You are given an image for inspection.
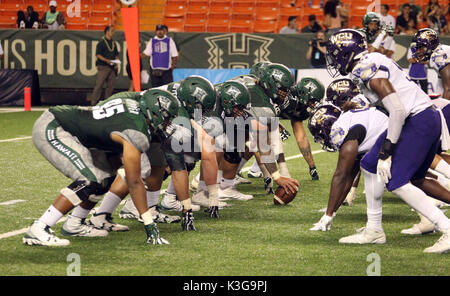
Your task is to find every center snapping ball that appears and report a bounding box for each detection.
[273,186,297,205]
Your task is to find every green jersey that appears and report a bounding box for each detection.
[229,75,277,120]
[279,94,310,122]
[358,28,378,45]
[49,96,151,154]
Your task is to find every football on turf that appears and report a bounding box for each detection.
[273,186,297,205]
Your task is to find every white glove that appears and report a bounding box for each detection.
[376,156,392,184]
[310,214,334,231]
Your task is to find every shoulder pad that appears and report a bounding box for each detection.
[329,119,349,150]
[431,45,450,72]
[352,54,380,82]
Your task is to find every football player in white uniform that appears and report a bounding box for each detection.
[323,29,450,253]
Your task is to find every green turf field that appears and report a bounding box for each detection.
[0,110,449,276]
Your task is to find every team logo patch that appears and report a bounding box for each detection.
[225,85,242,99]
[156,96,172,110]
[271,69,284,82]
[193,87,207,102]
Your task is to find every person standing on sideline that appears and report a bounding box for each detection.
[141,24,179,88]
[90,26,119,106]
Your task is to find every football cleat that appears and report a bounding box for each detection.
[192,190,230,209]
[150,205,181,223]
[119,198,143,222]
[247,169,263,178]
[61,215,109,237]
[234,174,251,185]
[23,220,70,247]
[423,229,450,254]
[89,212,129,231]
[401,216,436,235]
[339,227,386,244]
[219,187,254,201]
[144,223,170,244]
[160,192,201,212]
[182,209,196,231]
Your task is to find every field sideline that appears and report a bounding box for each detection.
[0,111,449,276]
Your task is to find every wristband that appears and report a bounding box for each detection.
[271,170,282,181]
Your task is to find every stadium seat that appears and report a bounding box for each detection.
[87,15,112,30]
[230,19,254,32]
[79,0,91,12]
[164,4,187,18]
[0,2,25,12]
[188,0,210,6]
[280,0,301,7]
[232,0,256,7]
[28,0,48,14]
[278,6,301,23]
[231,6,255,20]
[206,18,230,32]
[162,17,185,32]
[255,7,279,20]
[66,16,88,30]
[254,19,277,32]
[209,5,231,19]
[0,11,17,28]
[184,18,206,31]
[91,1,115,14]
[166,0,188,6]
[255,0,280,8]
[186,5,209,19]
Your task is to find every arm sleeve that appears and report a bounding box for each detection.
[382,92,407,144]
[342,124,367,145]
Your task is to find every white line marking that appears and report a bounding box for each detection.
[0,149,326,240]
[0,136,32,143]
[0,199,26,206]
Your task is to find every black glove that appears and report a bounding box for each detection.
[264,177,274,194]
[309,167,319,180]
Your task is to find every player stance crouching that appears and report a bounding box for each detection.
[23,90,179,246]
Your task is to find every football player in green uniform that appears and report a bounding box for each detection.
[23,89,179,246]
[360,12,381,51]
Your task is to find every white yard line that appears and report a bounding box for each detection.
[0,136,32,143]
[0,200,26,206]
[0,107,48,113]
[0,149,326,240]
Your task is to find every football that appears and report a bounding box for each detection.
[273,186,297,205]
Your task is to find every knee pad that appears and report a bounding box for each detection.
[61,177,114,206]
[224,151,242,164]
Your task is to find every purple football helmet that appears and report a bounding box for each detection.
[326,29,368,77]
[412,28,440,62]
[308,104,342,152]
[325,78,360,108]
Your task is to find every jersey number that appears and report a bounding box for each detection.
[92,99,125,119]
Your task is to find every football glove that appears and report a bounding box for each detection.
[310,214,334,231]
[280,129,291,141]
[376,156,392,184]
[182,209,196,231]
[309,167,319,180]
[205,206,219,218]
[264,177,274,194]
[144,223,170,245]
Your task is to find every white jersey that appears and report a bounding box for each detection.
[330,107,388,154]
[430,44,450,72]
[351,52,431,116]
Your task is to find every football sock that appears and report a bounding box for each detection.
[217,170,223,183]
[220,178,234,189]
[207,184,219,207]
[363,170,384,232]
[198,180,207,192]
[250,160,261,173]
[97,191,122,214]
[180,198,192,211]
[39,205,64,227]
[166,178,176,195]
[435,159,450,179]
[237,158,248,173]
[71,205,91,219]
[393,183,450,231]
[147,190,160,208]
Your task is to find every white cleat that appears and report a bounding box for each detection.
[247,169,263,178]
[90,212,129,231]
[160,192,201,212]
[219,187,254,201]
[150,205,181,223]
[401,221,436,235]
[234,174,251,185]
[119,198,144,222]
[192,190,230,209]
[339,227,386,244]
[61,215,109,237]
[190,174,200,192]
[423,229,450,254]
[23,220,70,246]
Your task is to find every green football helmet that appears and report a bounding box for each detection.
[258,63,294,101]
[249,61,271,78]
[291,77,325,108]
[363,12,380,39]
[177,75,217,115]
[139,89,179,133]
[217,80,251,117]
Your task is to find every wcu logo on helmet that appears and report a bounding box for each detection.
[326,29,368,78]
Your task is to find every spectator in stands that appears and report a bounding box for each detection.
[407,44,428,93]
[301,15,323,33]
[280,16,299,34]
[397,4,417,34]
[399,0,422,21]
[90,26,119,106]
[41,1,66,30]
[323,0,347,34]
[425,0,446,33]
[141,24,179,88]
[306,31,327,68]
[17,6,39,29]
[379,4,396,28]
